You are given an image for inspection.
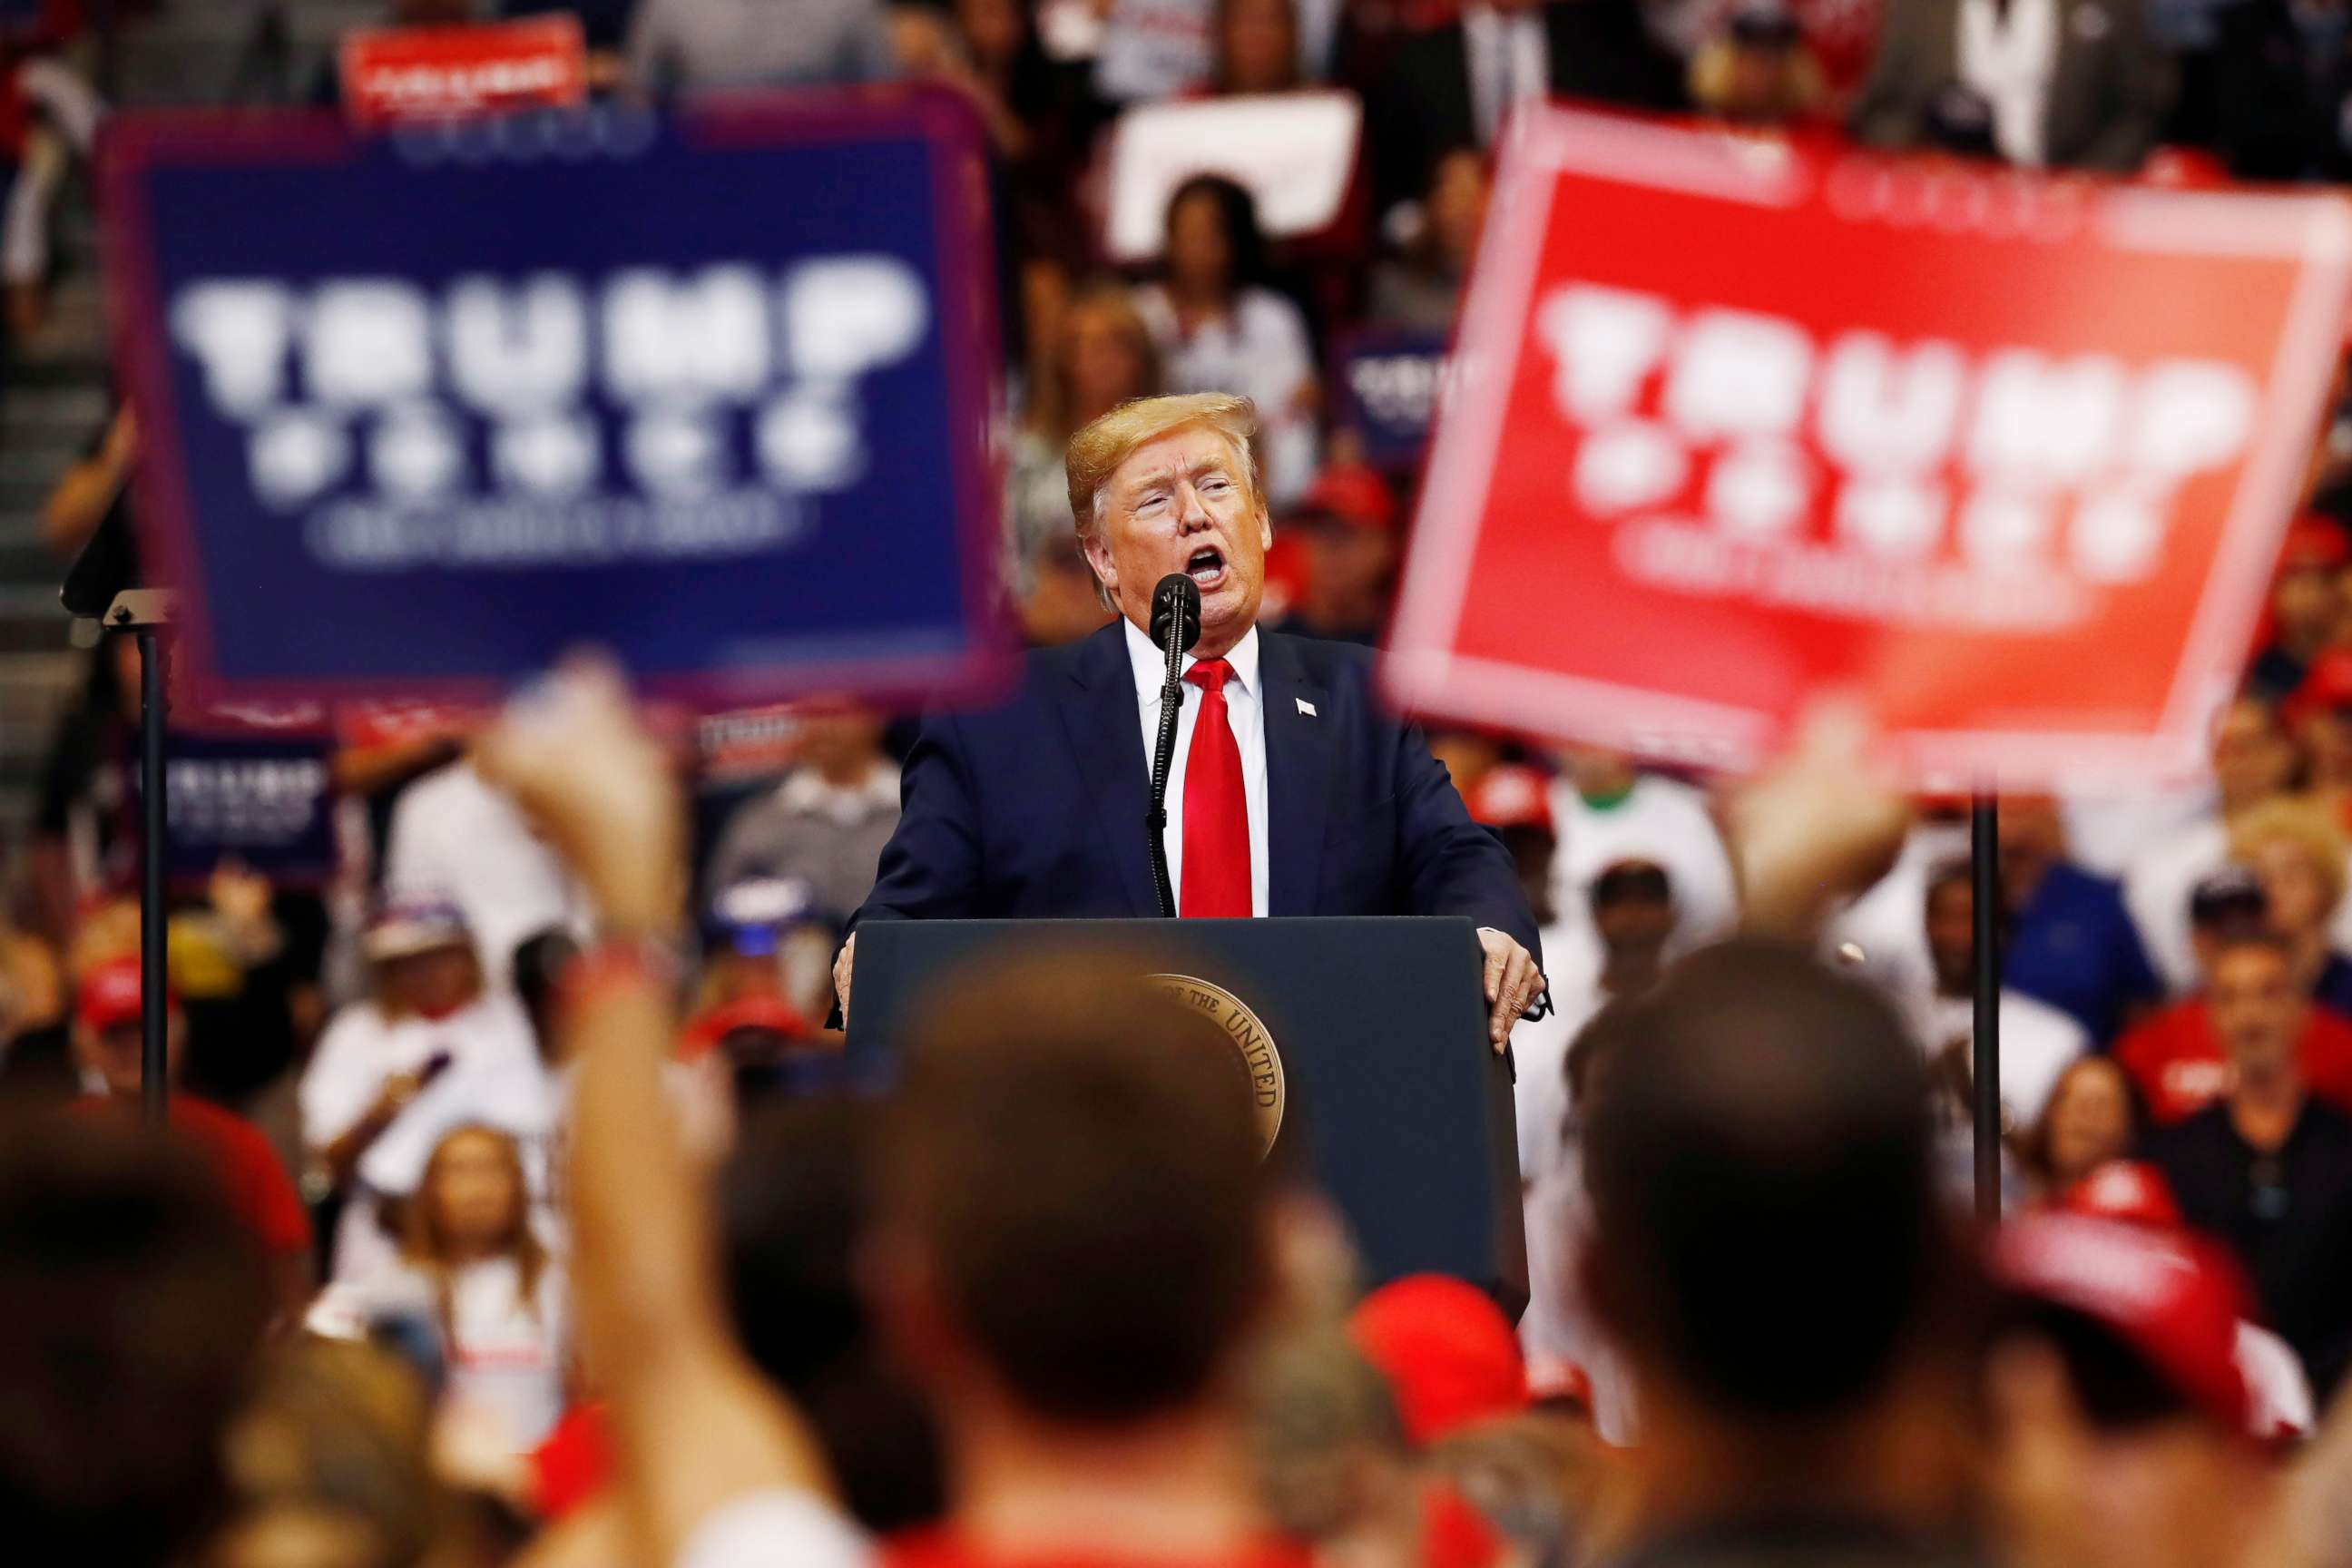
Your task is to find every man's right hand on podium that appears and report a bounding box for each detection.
[833,932,856,1023]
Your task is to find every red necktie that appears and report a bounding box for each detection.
[1181,659,1251,917]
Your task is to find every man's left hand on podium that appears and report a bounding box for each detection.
[1476,927,1542,1051]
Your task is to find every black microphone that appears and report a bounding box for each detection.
[1151,572,1201,654]
[1146,573,1202,918]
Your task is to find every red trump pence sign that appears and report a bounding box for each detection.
[1383,107,2352,787]
[340,15,588,130]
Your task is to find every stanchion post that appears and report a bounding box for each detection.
[1971,792,2001,1220]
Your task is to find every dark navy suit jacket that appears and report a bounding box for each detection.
[848,621,1543,962]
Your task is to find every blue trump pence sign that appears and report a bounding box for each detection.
[100,91,1010,706]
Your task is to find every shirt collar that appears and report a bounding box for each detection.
[1122,616,1259,708]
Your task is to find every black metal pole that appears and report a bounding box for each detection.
[1971,793,2001,1220]
[138,626,168,1126]
[93,0,120,101]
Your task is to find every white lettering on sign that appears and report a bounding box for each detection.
[363,57,573,112]
[167,257,932,570]
[1534,282,2258,622]
[166,758,328,844]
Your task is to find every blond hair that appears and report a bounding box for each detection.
[2230,795,2349,916]
[1026,279,1163,446]
[402,1123,550,1346]
[1064,392,1263,610]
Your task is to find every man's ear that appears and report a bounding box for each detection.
[1082,529,1119,600]
[1256,500,1273,554]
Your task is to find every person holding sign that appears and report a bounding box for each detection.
[837,392,1544,1046]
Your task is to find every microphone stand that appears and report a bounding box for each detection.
[1147,608,1187,919]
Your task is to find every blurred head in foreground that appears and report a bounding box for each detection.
[0,1112,271,1568]
[207,1338,443,1568]
[1579,941,1977,1532]
[867,950,1279,1441]
[723,1097,945,1533]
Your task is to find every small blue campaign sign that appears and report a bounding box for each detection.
[100,89,1011,708]
[1336,328,1448,472]
[161,730,338,889]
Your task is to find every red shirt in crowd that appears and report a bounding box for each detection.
[73,1093,312,1257]
[882,1532,1313,1568]
[2114,1002,2352,1124]
[880,1490,1499,1568]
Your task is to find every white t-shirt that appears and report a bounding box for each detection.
[2062,784,2217,881]
[299,992,559,1281]
[678,1490,872,1568]
[1509,924,1599,1189]
[1132,283,1319,507]
[1822,818,1973,1003]
[310,1255,571,1450]
[1544,773,1739,983]
[1906,986,2090,1131]
[1519,1141,1639,1446]
[381,760,591,988]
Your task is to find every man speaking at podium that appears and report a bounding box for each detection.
[836,392,1545,1044]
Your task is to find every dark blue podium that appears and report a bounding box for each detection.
[843,916,1527,1316]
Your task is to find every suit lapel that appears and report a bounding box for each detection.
[1259,632,1333,917]
[1058,622,1158,916]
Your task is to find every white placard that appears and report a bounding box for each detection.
[1102,92,1365,263]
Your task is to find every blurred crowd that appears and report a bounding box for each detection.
[23,0,2352,1565]
[33,660,2352,1568]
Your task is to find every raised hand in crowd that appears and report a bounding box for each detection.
[475,659,854,1568]
[1725,703,1914,940]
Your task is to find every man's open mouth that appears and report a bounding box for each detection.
[1186,546,1227,589]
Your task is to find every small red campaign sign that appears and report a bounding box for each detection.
[339,15,587,129]
[1383,107,2352,786]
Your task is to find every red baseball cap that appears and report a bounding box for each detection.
[1465,764,1554,835]
[2289,647,2352,728]
[680,995,811,1061]
[1291,463,1398,533]
[1992,1213,2249,1436]
[76,956,176,1034]
[2058,1160,2184,1230]
[1347,1274,1527,1446]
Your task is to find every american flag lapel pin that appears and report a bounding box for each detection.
[1297,698,1318,718]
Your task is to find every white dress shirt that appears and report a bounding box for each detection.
[1125,616,1269,917]
[1462,2,1551,145]
[1956,0,2059,166]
